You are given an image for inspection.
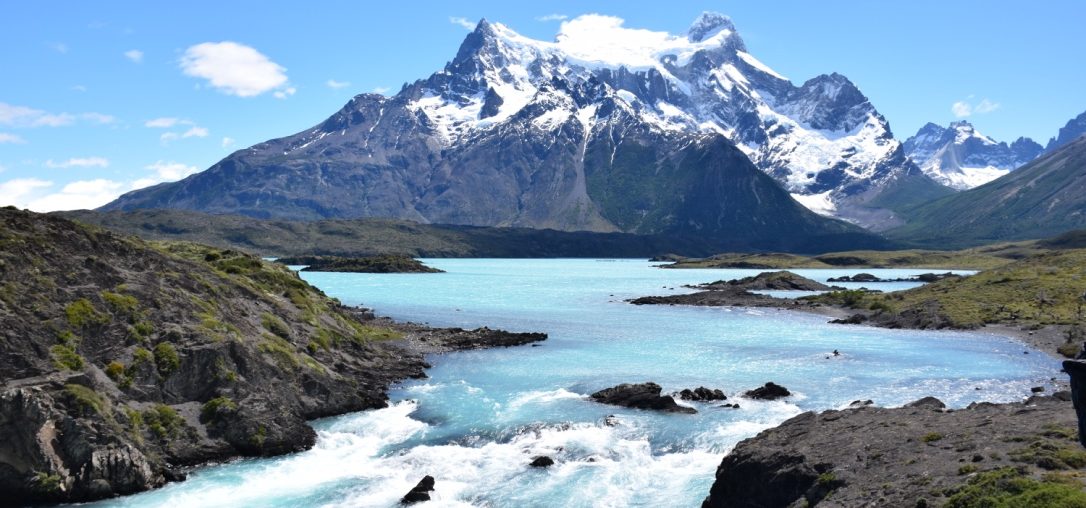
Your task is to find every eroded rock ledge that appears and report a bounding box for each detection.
[702,394,1081,507]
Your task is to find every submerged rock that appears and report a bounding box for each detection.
[401,475,436,504]
[744,382,791,400]
[590,383,697,414]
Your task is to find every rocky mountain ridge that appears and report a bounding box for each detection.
[103,12,944,232]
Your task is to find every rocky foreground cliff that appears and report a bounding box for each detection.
[0,208,544,504]
[703,395,1086,507]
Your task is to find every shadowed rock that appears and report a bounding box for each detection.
[744,382,791,400]
[679,387,727,401]
[590,382,697,414]
[401,475,435,504]
[529,456,554,468]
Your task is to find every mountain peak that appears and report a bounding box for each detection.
[688,12,736,42]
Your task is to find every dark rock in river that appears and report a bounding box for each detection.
[744,382,791,400]
[401,475,436,504]
[590,383,697,414]
[529,456,555,468]
[679,387,727,401]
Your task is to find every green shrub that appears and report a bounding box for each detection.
[945,467,1086,507]
[101,290,139,317]
[200,396,238,424]
[261,312,290,338]
[50,344,84,371]
[921,432,944,443]
[153,342,180,376]
[143,404,184,439]
[65,298,109,329]
[31,472,63,494]
[64,384,106,416]
[105,360,125,379]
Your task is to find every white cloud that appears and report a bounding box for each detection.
[160,132,179,143]
[182,126,208,138]
[536,14,568,22]
[49,42,68,54]
[28,179,125,211]
[951,97,1000,118]
[145,160,200,181]
[124,49,143,63]
[145,117,187,128]
[180,41,292,98]
[0,178,53,208]
[71,85,87,92]
[0,102,113,127]
[974,98,1000,114]
[372,86,390,94]
[272,86,297,99]
[44,157,110,169]
[326,79,350,89]
[0,133,27,144]
[221,137,235,148]
[0,160,203,211]
[449,16,476,30]
[81,112,115,124]
[951,101,972,118]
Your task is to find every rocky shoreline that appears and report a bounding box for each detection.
[0,209,547,505]
[701,394,1083,507]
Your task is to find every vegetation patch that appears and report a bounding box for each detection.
[65,298,109,329]
[200,396,238,424]
[261,312,291,339]
[50,344,84,371]
[944,467,1086,507]
[153,342,180,376]
[64,384,108,417]
[100,290,140,319]
[143,404,184,439]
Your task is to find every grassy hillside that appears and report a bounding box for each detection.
[888,136,1086,248]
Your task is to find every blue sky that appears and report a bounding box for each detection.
[1,0,1083,211]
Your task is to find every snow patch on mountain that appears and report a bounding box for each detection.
[904,121,1041,190]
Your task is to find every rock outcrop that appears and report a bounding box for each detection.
[702,395,1080,507]
[401,475,436,504]
[743,382,791,400]
[0,209,545,504]
[679,387,727,402]
[590,383,697,414]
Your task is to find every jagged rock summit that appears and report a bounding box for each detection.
[104,12,941,232]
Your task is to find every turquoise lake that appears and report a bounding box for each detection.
[88,259,1061,507]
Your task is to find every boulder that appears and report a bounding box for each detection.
[590,383,697,414]
[903,396,946,410]
[679,387,727,401]
[743,382,791,400]
[529,456,555,468]
[401,475,435,504]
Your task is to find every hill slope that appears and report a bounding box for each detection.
[0,208,542,503]
[889,136,1086,248]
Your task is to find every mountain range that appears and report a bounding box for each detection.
[902,121,1042,190]
[103,13,942,235]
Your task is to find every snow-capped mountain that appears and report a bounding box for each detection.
[105,13,940,232]
[903,121,1042,189]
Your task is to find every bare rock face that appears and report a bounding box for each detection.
[401,475,436,504]
[590,382,697,414]
[702,396,1078,507]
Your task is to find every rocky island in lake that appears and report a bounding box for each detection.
[277,254,444,273]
